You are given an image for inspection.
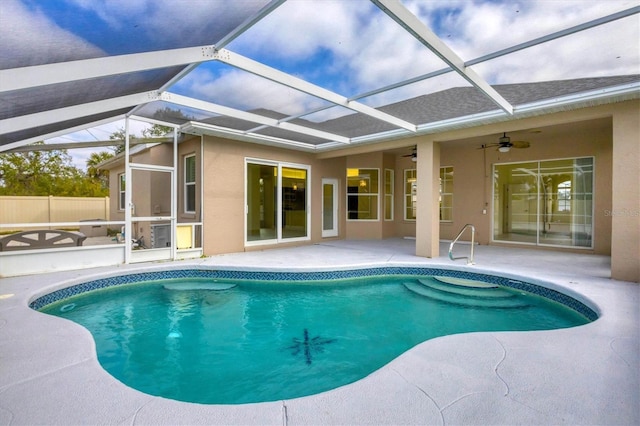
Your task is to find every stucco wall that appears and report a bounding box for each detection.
[201,136,347,255]
[439,117,613,254]
[611,100,640,282]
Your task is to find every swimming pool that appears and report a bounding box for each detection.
[32,267,597,405]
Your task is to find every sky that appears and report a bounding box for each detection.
[2,0,638,170]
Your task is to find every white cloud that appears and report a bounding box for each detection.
[212,0,638,114]
[66,0,269,46]
[415,0,639,83]
[0,0,104,68]
[177,66,329,116]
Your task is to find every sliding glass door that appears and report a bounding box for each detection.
[493,157,593,248]
[246,160,310,245]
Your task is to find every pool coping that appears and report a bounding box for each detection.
[29,264,599,321]
[1,241,638,425]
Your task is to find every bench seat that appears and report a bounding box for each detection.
[0,230,87,251]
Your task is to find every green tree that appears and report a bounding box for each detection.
[142,123,173,138]
[110,127,133,155]
[0,143,109,197]
[86,151,115,190]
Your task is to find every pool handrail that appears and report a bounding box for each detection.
[449,224,475,265]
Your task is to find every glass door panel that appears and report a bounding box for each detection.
[322,178,338,237]
[246,163,277,242]
[493,158,593,248]
[281,167,307,239]
[493,162,539,243]
[539,158,593,247]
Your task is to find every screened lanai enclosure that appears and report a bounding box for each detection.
[1,0,638,278]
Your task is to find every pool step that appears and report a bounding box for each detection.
[432,276,498,288]
[403,281,529,309]
[419,278,514,298]
[163,282,237,291]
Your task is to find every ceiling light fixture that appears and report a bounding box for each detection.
[498,132,512,152]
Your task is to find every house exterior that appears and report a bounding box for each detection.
[103,76,640,283]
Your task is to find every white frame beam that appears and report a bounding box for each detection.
[372,0,514,115]
[0,115,126,153]
[0,46,218,93]
[163,92,351,144]
[1,92,159,134]
[214,49,417,132]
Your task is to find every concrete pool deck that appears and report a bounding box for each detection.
[0,239,638,425]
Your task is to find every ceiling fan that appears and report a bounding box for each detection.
[481,132,530,152]
[402,146,417,162]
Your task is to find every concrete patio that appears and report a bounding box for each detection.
[0,239,638,425]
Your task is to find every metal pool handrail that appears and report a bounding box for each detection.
[449,224,476,265]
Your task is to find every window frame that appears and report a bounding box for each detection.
[384,168,394,221]
[440,166,454,222]
[346,168,380,221]
[184,154,196,214]
[118,173,126,211]
[404,169,417,221]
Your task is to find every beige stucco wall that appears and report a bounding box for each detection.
[611,100,640,282]
[103,100,638,281]
[438,117,613,254]
[201,136,347,255]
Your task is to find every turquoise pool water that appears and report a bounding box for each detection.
[40,275,590,404]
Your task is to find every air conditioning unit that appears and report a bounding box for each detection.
[151,224,171,248]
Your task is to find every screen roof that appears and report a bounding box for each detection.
[1,0,639,153]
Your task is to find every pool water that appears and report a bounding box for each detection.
[41,276,590,404]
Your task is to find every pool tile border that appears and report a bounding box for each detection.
[29,267,597,321]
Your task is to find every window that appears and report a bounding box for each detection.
[347,168,379,220]
[246,160,310,244]
[493,157,593,248]
[440,166,453,222]
[384,169,394,221]
[118,173,126,210]
[184,154,196,213]
[404,169,417,220]
[557,180,571,212]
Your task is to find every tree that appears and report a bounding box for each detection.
[142,123,173,138]
[86,151,115,190]
[110,127,133,155]
[0,143,109,197]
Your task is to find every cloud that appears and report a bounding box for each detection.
[66,0,268,48]
[199,0,638,117]
[165,0,638,127]
[415,0,639,83]
[176,65,329,116]
[0,0,104,68]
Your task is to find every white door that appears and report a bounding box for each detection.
[321,178,338,237]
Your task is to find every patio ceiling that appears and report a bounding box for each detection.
[1,0,639,153]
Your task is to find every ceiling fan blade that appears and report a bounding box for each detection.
[512,141,530,148]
